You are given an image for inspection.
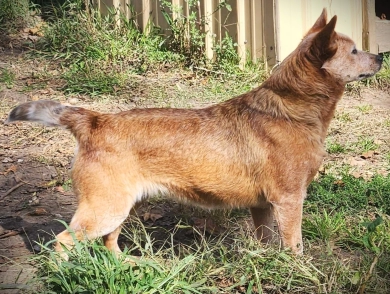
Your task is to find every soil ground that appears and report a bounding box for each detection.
[0,50,389,293]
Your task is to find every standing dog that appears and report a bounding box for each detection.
[5,9,382,256]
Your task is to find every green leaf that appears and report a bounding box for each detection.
[350,272,360,285]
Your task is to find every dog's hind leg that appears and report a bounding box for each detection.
[102,205,141,256]
[54,198,133,260]
[250,204,277,244]
[103,226,122,255]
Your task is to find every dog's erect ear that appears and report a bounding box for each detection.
[305,8,327,36]
[309,15,338,65]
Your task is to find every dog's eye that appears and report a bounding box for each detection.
[352,49,358,54]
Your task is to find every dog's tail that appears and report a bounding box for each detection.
[5,100,97,137]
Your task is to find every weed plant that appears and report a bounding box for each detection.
[160,0,207,67]
[0,0,31,31]
[36,0,266,96]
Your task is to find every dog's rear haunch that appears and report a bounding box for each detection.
[5,9,382,256]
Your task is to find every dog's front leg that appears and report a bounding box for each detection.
[272,197,304,254]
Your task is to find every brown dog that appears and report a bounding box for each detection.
[5,9,382,256]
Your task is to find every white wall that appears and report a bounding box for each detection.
[276,0,363,62]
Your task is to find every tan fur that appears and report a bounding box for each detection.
[6,9,383,256]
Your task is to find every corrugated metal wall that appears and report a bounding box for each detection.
[93,0,376,66]
[93,0,276,66]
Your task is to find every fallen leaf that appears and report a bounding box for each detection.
[28,35,39,42]
[29,208,48,216]
[351,171,362,178]
[348,157,366,167]
[318,164,325,174]
[3,165,17,175]
[143,212,163,222]
[361,150,374,159]
[29,28,40,35]
[56,186,65,193]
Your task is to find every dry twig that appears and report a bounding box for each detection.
[0,182,24,200]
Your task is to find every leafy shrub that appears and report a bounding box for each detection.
[0,0,30,30]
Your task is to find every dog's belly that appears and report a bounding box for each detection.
[163,179,263,208]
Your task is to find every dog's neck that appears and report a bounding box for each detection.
[253,57,346,137]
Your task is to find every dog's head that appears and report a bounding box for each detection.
[302,9,383,84]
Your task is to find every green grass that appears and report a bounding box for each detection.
[62,61,128,95]
[307,173,390,214]
[29,173,390,294]
[335,112,352,123]
[0,68,16,88]
[326,140,348,154]
[303,209,346,244]
[355,136,379,153]
[31,223,327,293]
[356,104,373,114]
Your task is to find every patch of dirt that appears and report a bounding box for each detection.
[325,87,390,178]
[0,51,389,293]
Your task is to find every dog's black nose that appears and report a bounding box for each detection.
[376,54,383,63]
